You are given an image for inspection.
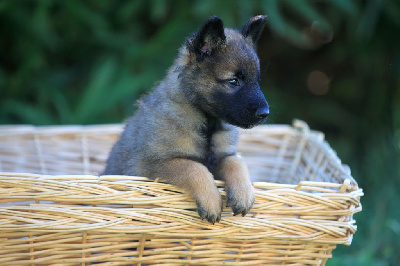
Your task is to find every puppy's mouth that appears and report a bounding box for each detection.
[241,124,257,129]
[226,116,266,129]
[237,120,265,129]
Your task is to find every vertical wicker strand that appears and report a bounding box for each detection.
[185,238,196,265]
[235,242,244,262]
[29,234,35,266]
[289,121,310,181]
[303,140,323,182]
[81,132,90,175]
[33,133,47,175]
[282,243,292,265]
[321,247,334,266]
[339,179,350,193]
[82,231,87,266]
[339,179,352,242]
[30,200,38,266]
[137,234,146,266]
[270,133,291,180]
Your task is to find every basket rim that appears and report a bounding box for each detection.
[0,172,363,245]
[0,172,363,194]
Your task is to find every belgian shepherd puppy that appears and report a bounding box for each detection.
[104,15,269,224]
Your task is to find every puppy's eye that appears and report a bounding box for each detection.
[228,78,240,86]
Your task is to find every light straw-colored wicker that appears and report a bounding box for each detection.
[0,120,362,265]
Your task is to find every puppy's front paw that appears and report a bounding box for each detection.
[226,182,255,217]
[195,189,223,224]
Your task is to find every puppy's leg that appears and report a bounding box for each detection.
[215,155,255,216]
[155,158,222,224]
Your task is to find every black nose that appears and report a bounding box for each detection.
[256,106,269,120]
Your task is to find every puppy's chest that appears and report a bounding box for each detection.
[201,118,236,173]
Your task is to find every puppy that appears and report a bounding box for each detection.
[104,15,269,224]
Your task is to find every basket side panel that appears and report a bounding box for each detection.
[293,137,356,184]
[0,126,120,175]
[239,126,305,184]
[0,231,336,265]
[0,134,42,174]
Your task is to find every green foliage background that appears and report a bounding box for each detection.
[1,0,399,264]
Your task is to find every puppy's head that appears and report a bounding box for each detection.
[181,15,269,129]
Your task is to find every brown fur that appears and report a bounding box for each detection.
[104,16,269,223]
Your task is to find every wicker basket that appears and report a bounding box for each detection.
[0,120,362,265]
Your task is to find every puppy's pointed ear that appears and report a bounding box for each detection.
[241,15,267,44]
[188,16,226,61]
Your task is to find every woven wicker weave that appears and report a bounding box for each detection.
[0,120,362,265]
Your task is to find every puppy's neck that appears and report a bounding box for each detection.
[202,113,221,138]
[201,113,221,173]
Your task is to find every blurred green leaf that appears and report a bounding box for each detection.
[150,0,168,21]
[117,0,146,23]
[384,0,400,27]
[357,0,386,39]
[262,0,312,47]
[262,0,285,34]
[74,58,118,123]
[2,99,56,125]
[33,0,56,48]
[326,0,358,14]
[285,0,331,31]
[63,0,108,30]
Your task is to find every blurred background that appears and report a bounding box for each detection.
[0,0,399,264]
